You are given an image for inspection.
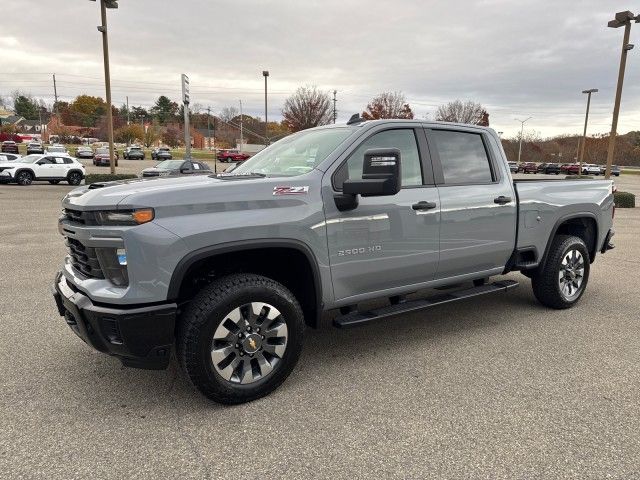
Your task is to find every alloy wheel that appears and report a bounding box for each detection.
[558,249,585,300]
[211,302,288,385]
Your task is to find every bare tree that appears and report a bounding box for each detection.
[282,86,333,132]
[435,100,489,125]
[361,92,414,120]
[220,106,239,123]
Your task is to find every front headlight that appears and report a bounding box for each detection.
[95,208,154,226]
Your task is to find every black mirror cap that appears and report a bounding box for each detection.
[342,148,401,197]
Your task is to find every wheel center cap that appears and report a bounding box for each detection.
[242,333,262,354]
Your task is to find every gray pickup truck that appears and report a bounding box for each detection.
[53,118,615,404]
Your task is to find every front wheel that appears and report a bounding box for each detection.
[16,171,33,185]
[531,235,590,309]
[177,274,304,404]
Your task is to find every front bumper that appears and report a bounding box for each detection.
[52,272,177,370]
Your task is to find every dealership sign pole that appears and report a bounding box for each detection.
[182,73,191,160]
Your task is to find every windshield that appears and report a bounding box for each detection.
[49,146,65,152]
[15,155,41,164]
[156,160,184,169]
[232,127,354,177]
[96,148,108,154]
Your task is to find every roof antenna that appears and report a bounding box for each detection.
[347,113,363,125]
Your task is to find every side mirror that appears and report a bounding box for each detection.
[180,162,194,174]
[334,148,401,211]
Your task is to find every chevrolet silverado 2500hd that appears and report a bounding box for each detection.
[53,119,615,404]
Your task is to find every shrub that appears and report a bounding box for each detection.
[85,173,137,185]
[614,191,635,208]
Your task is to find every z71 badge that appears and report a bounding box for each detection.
[273,186,309,195]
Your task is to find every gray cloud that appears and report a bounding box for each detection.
[1,0,638,137]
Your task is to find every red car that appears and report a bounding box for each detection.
[519,162,538,173]
[93,147,119,167]
[1,141,19,154]
[562,164,581,175]
[217,149,250,162]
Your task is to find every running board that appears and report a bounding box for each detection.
[333,280,519,329]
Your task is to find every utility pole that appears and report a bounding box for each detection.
[263,70,269,146]
[207,106,211,151]
[515,117,532,165]
[126,95,130,125]
[333,90,337,123]
[181,73,191,160]
[239,99,244,152]
[578,89,598,175]
[52,74,59,117]
[604,10,638,179]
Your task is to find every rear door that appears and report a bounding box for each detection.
[323,126,441,302]
[425,127,516,279]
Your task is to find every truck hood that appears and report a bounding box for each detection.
[62,172,317,210]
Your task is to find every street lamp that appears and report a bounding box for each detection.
[515,117,532,165]
[90,0,118,174]
[263,70,269,146]
[604,10,639,179]
[578,89,598,176]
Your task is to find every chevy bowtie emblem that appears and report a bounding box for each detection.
[248,338,257,350]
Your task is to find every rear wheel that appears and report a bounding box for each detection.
[16,171,33,186]
[177,274,304,404]
[67,172,82,186]
[531,235,589,309]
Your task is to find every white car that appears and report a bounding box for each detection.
[582,164,601,175]
[46,144,68,154]
[0,153,22,162]
[0,153,85,186]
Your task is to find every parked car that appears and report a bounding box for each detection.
[520,162,538,173]
[599,165,621,176]
[542,163,561,175]
[124,146,145,160]
[26,142,45,154]
[563,164,581,175]
[508,161,518,173]
[1,141,19,154]
[151,147,173,160]
[47,144,68,154]
[140,160,212,178]
[0,153,85,185]
[53,119,615,404]
[582,164,601,175]
[75,146,95,159]
[93,147,119,167]
[217,149,250,162]
[0,153,22,162]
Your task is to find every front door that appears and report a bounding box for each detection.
[323,127,440,302]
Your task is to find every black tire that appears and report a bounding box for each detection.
[16,170,33,186]
[48,180,61,185]
[67,171,83,186]
[531,235,590,309]
[177,273,305,404]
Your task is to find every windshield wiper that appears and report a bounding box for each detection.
[213,171,267,180]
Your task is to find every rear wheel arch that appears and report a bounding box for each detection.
[541,214,598,267]
[169,240,323,328]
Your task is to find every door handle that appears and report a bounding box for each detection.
[412,201,437,211]
[494,196,512,205]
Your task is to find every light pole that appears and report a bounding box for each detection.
[578,89,598,176]
[263,70,269,146]
[605,10,638,179]
[91,0,118,174]
[239,99,243,152]
[515,117,532,165]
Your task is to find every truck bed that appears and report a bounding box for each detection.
[514,179,614,259]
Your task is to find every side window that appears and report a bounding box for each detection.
[38,157,53,165]
[336,129,422,189]
[54,157,65,164]
[430,130,493,184]
[63,158,73,164]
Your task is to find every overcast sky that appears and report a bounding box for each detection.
[1,0,639,137]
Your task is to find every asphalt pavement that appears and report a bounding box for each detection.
[0,178,639,479]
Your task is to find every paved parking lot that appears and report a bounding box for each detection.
[1,178,639,479]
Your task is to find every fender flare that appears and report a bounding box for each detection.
[13,168,35,181]
[167,238,324,327]
[540,212,598,267]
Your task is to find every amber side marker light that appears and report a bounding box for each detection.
[132,209,154,224]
